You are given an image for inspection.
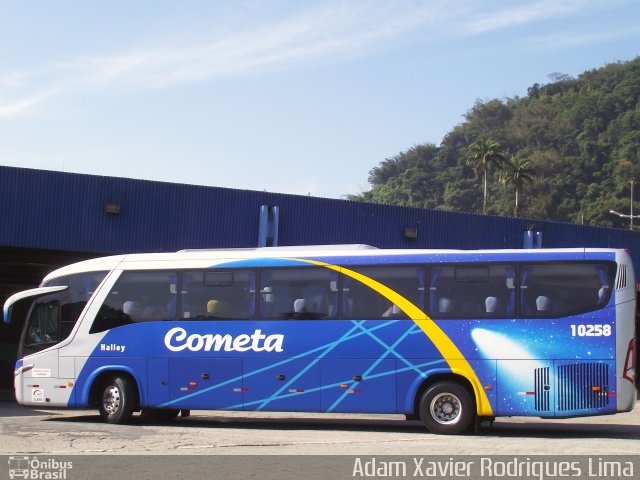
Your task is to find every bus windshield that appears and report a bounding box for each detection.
[19,272,107,356]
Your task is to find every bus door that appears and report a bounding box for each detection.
[6,272,109,408]
[6,286,69,407]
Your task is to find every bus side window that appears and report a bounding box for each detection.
[519,263,614,318]
[429,265,514,318]
[259,268,337,320]
[90,271,177,333]
[342,266,423,320]
[181,270,255,320]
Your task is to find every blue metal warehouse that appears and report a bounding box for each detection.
[1,165,639,388]
[2,165,640,257]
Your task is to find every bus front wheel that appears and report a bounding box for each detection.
[419,381,474,435]
[98,375,137,424]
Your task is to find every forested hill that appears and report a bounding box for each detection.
[348,57,640,227]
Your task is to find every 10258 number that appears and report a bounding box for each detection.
[570,324,612,337]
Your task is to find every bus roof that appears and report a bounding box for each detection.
[41,245,626,283]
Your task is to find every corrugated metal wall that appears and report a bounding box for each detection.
[2,165,640,271]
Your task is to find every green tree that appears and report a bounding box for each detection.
[347,144,444,208]
[349,56,640,225]
[466,138,505,214]
[499,155,536,216]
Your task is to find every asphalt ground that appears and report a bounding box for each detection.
[0,398,638,456]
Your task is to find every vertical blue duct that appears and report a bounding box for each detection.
[258,205,279,247]
[524,230,543,248]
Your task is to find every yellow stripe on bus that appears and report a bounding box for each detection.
[296,258,494,417]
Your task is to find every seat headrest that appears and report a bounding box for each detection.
[123,301,142,316]
[294,298,307,313]
[485,296,498,313]
[207,300,234,317]
[536,295,551,312]
[439,297,453,313]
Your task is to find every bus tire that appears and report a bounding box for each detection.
[98,375,137,424]
[419,381,474,435]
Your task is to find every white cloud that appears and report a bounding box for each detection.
[0,70,29,89]
[0,0,634,119]
[463,0,588,34]
[0,2,444,117]
[61,1,450,89]
[526,24,640,49]
[0,86,60,118]
[1,1,453,118]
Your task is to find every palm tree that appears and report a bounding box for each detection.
[499,155,536,217]
[466,138,505,214]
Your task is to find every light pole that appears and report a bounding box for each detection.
[609,179,639,230]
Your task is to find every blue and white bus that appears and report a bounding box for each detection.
[3,245,637,434]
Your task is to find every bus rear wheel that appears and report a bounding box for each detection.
[419,381,474,435]
[98,375,137,424]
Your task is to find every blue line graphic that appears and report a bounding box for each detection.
[255,321,365,410]
[238,359,446,409]
[159,320,404,407]
[327,321,419,412]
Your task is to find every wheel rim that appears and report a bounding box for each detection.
[430,392,462,424]
[103,385,121,415]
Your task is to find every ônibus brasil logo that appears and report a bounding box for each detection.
[164,327,284,353]
[8,456,72,480]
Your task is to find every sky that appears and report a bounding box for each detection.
[1,1,639,199]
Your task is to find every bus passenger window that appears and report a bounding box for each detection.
[342,266,423,320]
[259,268,337,320]
[181,270,255,320]
[429,265,515,318]
[90,271,177,333]
[520,263,614,318]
